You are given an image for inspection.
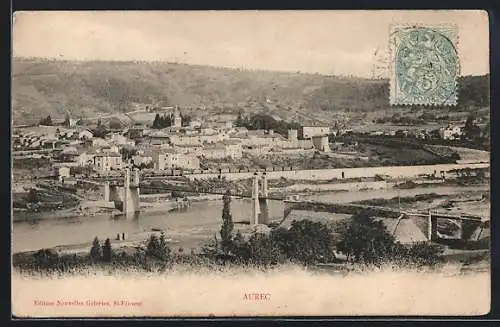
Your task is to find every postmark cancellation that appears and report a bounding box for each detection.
[389,24,460,106]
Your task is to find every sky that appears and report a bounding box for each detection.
[12,10,489,77]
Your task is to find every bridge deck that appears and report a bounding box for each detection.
[79,178,487,222]
[285,200,487,222]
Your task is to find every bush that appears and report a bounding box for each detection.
[34,249,59,268]
[200,234,220,259]
[102,238,112,262]
[230,231,250,262]
[404,242,444,267]
[270,220,337,265]
[146,232,171,261]
[335,212,396,264]
[245,233,283,265]
[90,237,102,263]
[39,115,53,126]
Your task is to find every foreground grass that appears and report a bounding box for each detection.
[12,263,490,317]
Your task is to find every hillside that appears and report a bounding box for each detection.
[11,58,489,125]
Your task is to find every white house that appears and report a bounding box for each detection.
[200,144,228,160]
[93,153,123,171]
[57,166,71,182]
[303,126,330,139]
[197,139,243,160]
[78,152,96,166]
[100,145,120,154]
[153,150,200,170]
[439,125,463,140]
[311,135,331,152]
[131,153,154,166]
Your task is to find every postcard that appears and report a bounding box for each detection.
[11,10,490,317]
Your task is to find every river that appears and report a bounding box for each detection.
[12,185,489,253]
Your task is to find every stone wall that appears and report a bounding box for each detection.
[185,163,489,181]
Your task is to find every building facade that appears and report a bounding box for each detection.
[439,125,463,140]
[93,153,123,171]
[153,150,200,170]
[303,126,330,139]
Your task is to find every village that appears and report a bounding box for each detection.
[12,104,488,181]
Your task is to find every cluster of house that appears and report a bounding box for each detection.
[13,108,335,174]
[366,124,466,141]
[130,123,333,171]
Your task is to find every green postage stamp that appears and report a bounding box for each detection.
[389,24,460,106]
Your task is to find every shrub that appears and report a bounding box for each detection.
[90,237,102,263]
[404,242,444,267]
[270,220,337,265]
[102,238,112,262]
[200,234,219,259]
[230,231,250,262]
[34,249,59,268]
[247,233,283,265]
[335,212,396,264]
[146,232,171,261]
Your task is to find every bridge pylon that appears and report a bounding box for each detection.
[105,168,141,216]
[251,172,269,225]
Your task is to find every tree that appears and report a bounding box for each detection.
[102,238,112,262]
[235,111,246,127]
[246,233,283,265]
[146,234,160,255]
[39,115,53,126]
[158,232,171,261]
[120,147,137,161]
[163,114,172,127]
[109,118,123,130]
[200,234,220,258]
[181,114,192,127]
[404,242,444,266]
[146,232,171,261]
[462,115,482,142]
[272,220,337,265]
[231,231,250,262]
[152,113,161,129]
[63,113,71,127]
[91,124,109,138]
[220,189,235,254]
[34,248,59,268]
[335,212,396,264]
[90,237,102,263]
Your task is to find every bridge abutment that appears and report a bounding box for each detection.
[103,182,110,202]
[123,168,140,216]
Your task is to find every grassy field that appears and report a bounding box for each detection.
[360,143,450,166]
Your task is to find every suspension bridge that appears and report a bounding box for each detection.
[76,168,488,241]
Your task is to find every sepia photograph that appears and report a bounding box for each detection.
[11,10,490,317]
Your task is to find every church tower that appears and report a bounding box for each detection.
[173,106,182,128]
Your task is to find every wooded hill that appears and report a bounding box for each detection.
[12,58,489,125]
